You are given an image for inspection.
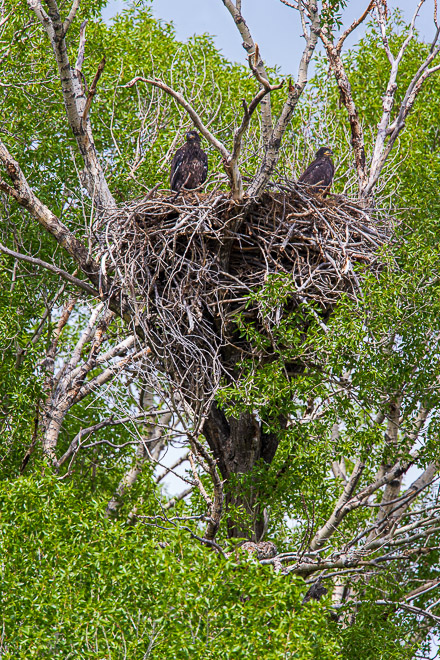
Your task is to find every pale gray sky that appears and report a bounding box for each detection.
[102,0,439,74]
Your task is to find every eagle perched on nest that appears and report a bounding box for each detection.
[170,130,208,193]
[298,146,334,194]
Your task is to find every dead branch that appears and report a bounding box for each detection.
[105,400,173,516]
[230,82,285,185]
[82,56,106,127]
[124,76,248,199]
[248,0,321,198]
[0,140,140,329]
[221,0,273,144]
[57,413,152,468]
[27,0,114,210]
[164,487,194,510]
[320,0,440,199]
[62,0,80,36]
[0,241,99,296]
[361,0,440,197]
[75,19,87,72]
[336,1,375,53]
[310,459,366,550]
[319,25,367,191]
[0,141,103,287]
[189,440,224,542]
[155,452,189,483]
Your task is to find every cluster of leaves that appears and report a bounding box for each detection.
[0,477,341,659]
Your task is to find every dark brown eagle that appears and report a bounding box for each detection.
[298,146,334,194]
[170,131,208,193]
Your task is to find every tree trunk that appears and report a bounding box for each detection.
[202,403,280,540]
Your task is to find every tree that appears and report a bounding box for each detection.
[2,0,440,657]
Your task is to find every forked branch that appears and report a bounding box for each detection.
[82,56,106,127]
[320,16,368,191]
[320,0,440,199]
[126,75,278,200]
[0,140,136,325]
[0,242,98,297]
[248,0,321,197]
[27,0,114,210]
[0,140,100,279]
[222,0,273,144]
[362,0,440,197]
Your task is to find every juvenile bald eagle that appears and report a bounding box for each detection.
[298,146,334,194]
[170,131,208,193]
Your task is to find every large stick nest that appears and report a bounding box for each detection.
[97,186,391,411]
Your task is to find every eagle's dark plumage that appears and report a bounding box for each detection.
[298,146,334,193]
[170,131,208,193]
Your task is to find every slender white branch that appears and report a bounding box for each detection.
[248,0,320,198]
[58,413,149,467]
[67,302,104,372]
[27,0,115,209]
[125,77,229,159]
[62,0,81,36]
[0,241,98,296]
[75,19,87,72]
[310,458,365,550]
[366,0,429,195]
[221,0,273,144]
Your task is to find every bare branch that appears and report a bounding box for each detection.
[363,25,440,197]
[125,76,247,199]
[58,413,150,468]
[0,141,140,329]
[62,0,81,37]
[65,302,105,374]
[390,461,440,522]
[75,19,87,72]
[319,28,367,191]
[0,141,101,281]
[221,0,273,144]
[105,406,173,517]
[371,600,440,625]
[189,450,213,509]
[156,452,189,483]
[0,241,99,297]
[279,0,297,9]
[404,579,440,602]
[164,486,193,510]
[27,0,114,209]
[336,1,375,53]
[71,347,149,405]
[82,56,105,127]
[310,459,365,550]
[229,80,284,191]
[248,0,320,198]
[125,77,229,159]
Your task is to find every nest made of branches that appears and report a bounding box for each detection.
[96,185,391,408]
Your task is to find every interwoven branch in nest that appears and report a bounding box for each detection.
[96,185,391,412]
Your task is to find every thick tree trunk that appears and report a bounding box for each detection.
[202,403,280,540]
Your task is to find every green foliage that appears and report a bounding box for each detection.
[2,2,440,657]
[0,478,341,658]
